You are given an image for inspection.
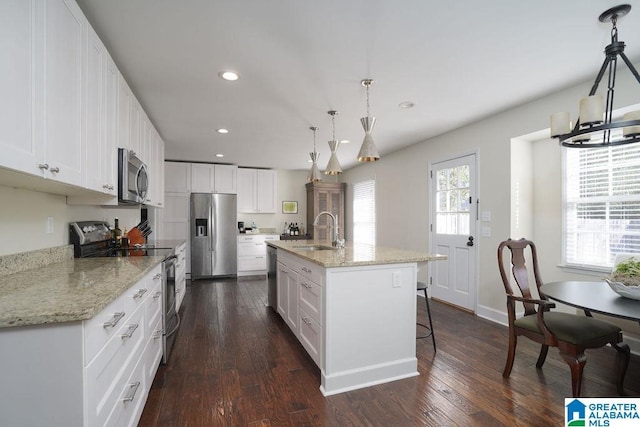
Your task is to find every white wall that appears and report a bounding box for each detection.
[341,62,640,322]
[0,185,144,256]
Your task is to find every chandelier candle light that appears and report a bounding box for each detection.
[550,4,640,147]
[325,110,343,175]
[308,126,322,182]
[358,79,381,162]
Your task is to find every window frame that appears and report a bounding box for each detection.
[352,177,376,246]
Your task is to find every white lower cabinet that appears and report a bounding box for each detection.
[175,242,187,311]
[237,234,279,276]
[0,264,163,427]
[276,251,323,367]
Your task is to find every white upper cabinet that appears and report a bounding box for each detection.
[43,0,86,187]
[117,74,132,151]
[191,163,237,194]
[165,161,191,193]
[237,168,277,213]
[0,0,44,176]
[214,164,237,194]
[85,25,107,193]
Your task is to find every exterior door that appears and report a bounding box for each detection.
[430,153,477,311]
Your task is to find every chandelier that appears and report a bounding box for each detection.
[325,110,343,175]
[550,4,640,147]
[357,79,381,161]
[307,126,322,182]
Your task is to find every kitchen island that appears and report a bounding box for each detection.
[267,240,446,396]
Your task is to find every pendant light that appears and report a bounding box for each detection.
[308,126,322,182]
[357,79,380,162]
[325,110,343,175]
[550,4,640,147]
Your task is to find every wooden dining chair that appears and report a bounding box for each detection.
[498,238,630,397]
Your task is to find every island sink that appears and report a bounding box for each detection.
[292,244,338,251]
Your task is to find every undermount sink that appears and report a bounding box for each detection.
[292,244,338,251]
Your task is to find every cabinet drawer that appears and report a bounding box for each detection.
[295,258,323,285]
[238,255,266,271]
[145,280,163,336]
[238,241,266,257]
[124,266,161,315]
[144,316,163,388]
[299,278,322,325]
[84,292,126,365]
[237,235,263,243]
[104,343,148,427]
[86,303,146,427]
[299,308,321,367]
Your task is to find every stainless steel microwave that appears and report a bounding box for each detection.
[118,148,149,204]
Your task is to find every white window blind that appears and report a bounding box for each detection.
[353,179,376,245]
[565,142,640,268]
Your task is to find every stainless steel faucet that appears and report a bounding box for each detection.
[313,211,345,248]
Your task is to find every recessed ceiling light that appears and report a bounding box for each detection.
[340,139,350,144]
[398,101,415,109]
[216,154,224,158]
[217,128,229,134]
[219,71,239,81]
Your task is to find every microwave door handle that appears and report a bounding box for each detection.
[135,163,148,203]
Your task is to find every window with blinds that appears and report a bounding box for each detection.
[353,179,376,245]
[565,142,640,268]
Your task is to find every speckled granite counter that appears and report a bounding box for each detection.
[0,255,165,328]
[267,240,447,268]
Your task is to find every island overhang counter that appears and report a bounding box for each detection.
[267,240,446,396]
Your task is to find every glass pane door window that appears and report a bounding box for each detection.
[435,165,470,235]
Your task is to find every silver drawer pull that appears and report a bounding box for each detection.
[49,166,60,173]
[301,282,312,289]
[280,269,288,274]
[38,163,49,170]
[152,329,162,339]
[120,323,139,339]
[302,317,312,325]
[122,382,141,402]
[133,288,148,299]
[103,312,125,328]
[153,291,162,300]
[301,266,312,273]
[153,273,162,281]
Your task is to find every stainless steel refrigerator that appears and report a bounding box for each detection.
[190,193,237,279]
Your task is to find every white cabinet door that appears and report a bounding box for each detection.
[237,168,256,212]
[43,0,86,187]
[256,169,277,213]
[0,0,44,177]
[190,163,215,192]
[85,25,106,193]
[214,164,237,194]
[237,168,277,213]
[103,53,118,196]
[129,97,141,157]
[118,74,132,150]
[154,135,165,207]
[165,161,191,192]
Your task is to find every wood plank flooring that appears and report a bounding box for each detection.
[139,277,640,426]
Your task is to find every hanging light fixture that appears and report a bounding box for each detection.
[550,4,640,147]
[325,110,343,175]
[307,126,322,182]
[357,79,381,162]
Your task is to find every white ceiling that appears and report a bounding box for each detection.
[76,0,640,171]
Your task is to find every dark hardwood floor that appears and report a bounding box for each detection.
[139,277,640,426]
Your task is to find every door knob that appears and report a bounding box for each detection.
[466,236,474,247]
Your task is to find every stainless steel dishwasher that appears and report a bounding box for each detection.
[266,245,277,310]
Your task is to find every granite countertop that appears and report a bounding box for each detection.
[148,239,187,250]
[0,256,165,328]
[267,240,447,268]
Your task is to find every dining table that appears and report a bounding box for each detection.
[541,281,640,324]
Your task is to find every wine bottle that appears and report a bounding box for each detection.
[113,217,122,249]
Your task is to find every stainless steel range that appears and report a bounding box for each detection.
[69,221,180,364]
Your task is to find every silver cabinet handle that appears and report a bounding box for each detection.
[152,329,162,339]
[122,382,141,402]
[132,289,148,299]
[120,323,139,339]
[301,266,311,273]
[103,184,110,189]
[103,312,125,328]
[279,269,288,274]
[153,291,162,300]
[301,282,312,289]
[302,317,312,325]
[153,273,162,281]
[49,166,60,173]
[38,163,49,170]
